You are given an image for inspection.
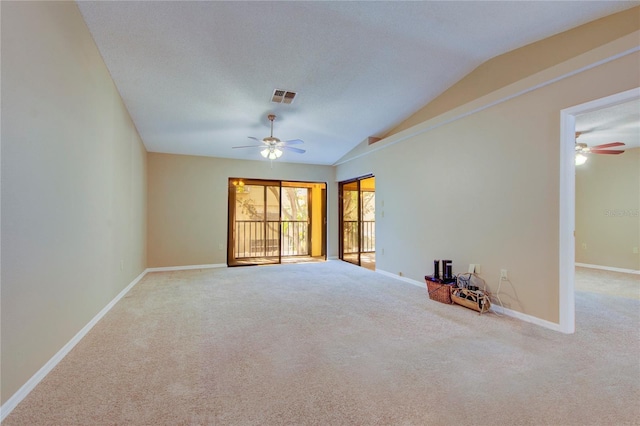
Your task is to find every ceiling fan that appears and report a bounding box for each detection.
[575,131,625,165]
[233,114,305,160]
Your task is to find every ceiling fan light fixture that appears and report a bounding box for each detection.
[261,146,283,160]
[267,150,280,160]
[575,153,588,166]
[234,114,304,161]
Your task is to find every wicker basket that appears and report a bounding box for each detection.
[425,276,454,304]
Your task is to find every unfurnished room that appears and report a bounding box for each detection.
[1,2,639,425]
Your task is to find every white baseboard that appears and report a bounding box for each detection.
[146,263,227,272]
[1,262,235,420]
[0,269,147,422]
[490,304,563,333]
[575,263,640,275]
[375,269,564,333]
[375,269,425,288]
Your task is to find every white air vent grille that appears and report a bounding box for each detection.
[271,89,296,104]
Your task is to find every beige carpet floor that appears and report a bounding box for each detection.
[575,266,639,300]
[4,261,639,425]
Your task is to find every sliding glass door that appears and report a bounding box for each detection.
[228,179,281,266]
[339,176,375,269]
[228,178,327,266]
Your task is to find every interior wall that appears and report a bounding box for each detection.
[576,147,640,271]
[337,51,639,325]
[1,2,148,404]
[147,153,336,267]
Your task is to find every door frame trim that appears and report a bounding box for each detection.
[558,87,640,334]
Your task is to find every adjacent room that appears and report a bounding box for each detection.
[1,2,638,424]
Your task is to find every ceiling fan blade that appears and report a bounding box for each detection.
[282,146,306,154]
[284,139,304,145]
[248,136,267,144]
[590,149,625,155]
[591,142,625,149]
[232,145,263,149]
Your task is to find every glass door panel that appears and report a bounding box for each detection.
[265,185,281,260]
[360,177,376,270]
[281,186,310,256]
[341,180,360,266]
[228,179,281,266]
[339,176,375,269]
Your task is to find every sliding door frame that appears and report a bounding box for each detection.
[227,178,282,266]
[339,174,374,267]
[228,178,327,267]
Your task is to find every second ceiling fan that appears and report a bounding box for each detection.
[575,131,626,165]
[233,114,305,160]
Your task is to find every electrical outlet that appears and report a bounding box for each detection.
[633,247,639,254]
[399,272,403,277]
[500,269,508,280]
[468,264,476,273]
[474,264,481,274]
[218,243,224,250]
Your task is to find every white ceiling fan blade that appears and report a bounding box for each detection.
[232,145,263,149]
[283,146,306,154]
[248,136,268,144]
[284,139,304,145]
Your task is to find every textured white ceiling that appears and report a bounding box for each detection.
[576,99,640,150]
[77,1,637,165]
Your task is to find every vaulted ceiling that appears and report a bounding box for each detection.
[77,2,637,165]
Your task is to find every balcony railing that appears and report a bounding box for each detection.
[343,220,375,254]
[235,220,309,258]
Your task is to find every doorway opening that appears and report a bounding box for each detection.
[227,178,327,266]
[339,175,375,270]
[559,87,639,333]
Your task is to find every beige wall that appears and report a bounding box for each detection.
[147,153,336,267]
[385,7,640,137]
[1,2,147,404]
[576,148,640,271]
[337,47,639,323]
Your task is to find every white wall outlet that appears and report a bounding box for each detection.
[468,264,476,273]
[500,269,508,280]
[474,264,481,274]
[633,247,639,254]
[218,243,224,250]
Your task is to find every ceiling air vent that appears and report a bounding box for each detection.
[271,89,297,104]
